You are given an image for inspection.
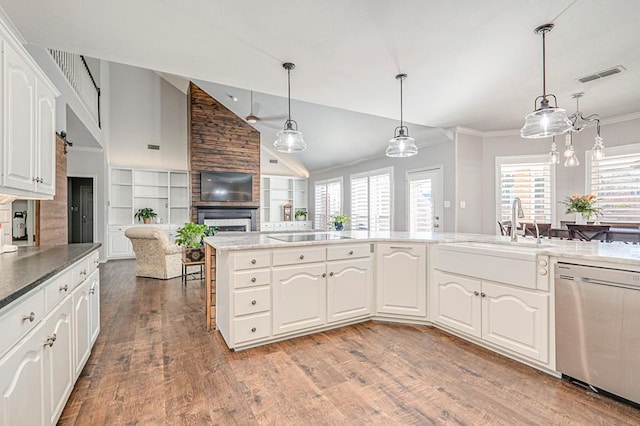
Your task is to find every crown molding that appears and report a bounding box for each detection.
[455,126,484,137]
[600,111,640,126]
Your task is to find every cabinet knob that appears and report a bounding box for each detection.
[251,259,257,264]
[251,277,257,283]
[89,285,96,295]
[322,273,326,278]
[32,177,38,182]
[348,250,354,255]
[59,284,69,292]
[299,254,304,260]
[481,292,486,298]
[473,291,479,296]
[329,272,334,277]
[45,333,57,347]
[22,312,35,323]
[251,327,257,333]
[251,300,257,305]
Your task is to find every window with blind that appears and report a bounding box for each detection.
[350,168,392,231]
[496,156,554,223]
[587,143,640,223]
[314,178,342,230]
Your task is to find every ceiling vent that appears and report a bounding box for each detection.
[269,159,278,164]
[147,144,160,150]
[577,66,626,84]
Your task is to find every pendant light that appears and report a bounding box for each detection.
[567,92,605,161]
[520,24,572,139]
[386,73,418,157]
[273,62,306,153]
[549,136,560,165]
[563,132,580,167]
[246,91,258,123]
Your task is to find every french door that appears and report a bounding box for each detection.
[406,168,443,232]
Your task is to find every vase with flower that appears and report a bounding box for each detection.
[563,194,601,224]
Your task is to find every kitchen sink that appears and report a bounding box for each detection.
[463,240,555,249]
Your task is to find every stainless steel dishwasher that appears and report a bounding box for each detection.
[555,262,640,405]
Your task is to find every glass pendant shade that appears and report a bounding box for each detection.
[549,140,559,164]
[386,130,418,158]
[520,106,572,138]
[274,122,306,153]
[592,135,605,161]
[564,154,580,167]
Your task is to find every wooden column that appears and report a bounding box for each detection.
[36,135,68,246]
[205,243,216,331]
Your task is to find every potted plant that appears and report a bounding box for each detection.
[295,209,308,221]
[175,223,218,263]
[134,207,157,224]
[330,214,350,231]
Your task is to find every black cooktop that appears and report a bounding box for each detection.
[268,234,353,243]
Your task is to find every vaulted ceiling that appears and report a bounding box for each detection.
[2,0,639,171]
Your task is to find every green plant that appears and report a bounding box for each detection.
[563,194,601,220]
[134,208,157,221]
[295,210,308,219]
[175,223,218,247]
[329,214,350,230]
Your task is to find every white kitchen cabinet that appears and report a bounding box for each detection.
[430,270,481,338]
[89,273,100,345]
[0,28,59,199]
[43,296,74,425]
[375,243,427,319]
[107,226,134,258]
[272,263,327,335]
[327,257,372,323]
[72,274,92,379]
[430,269,549,363]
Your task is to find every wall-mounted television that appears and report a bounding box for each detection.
[200,172,253,202]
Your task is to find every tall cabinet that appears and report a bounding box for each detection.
[260,175,312,231]
[107,167,190,258]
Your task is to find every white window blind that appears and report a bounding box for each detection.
[497,156,553,223]
[587,144,640,223]
[314,178,342,230]
[408,173,433,232]
[351,168,392,231]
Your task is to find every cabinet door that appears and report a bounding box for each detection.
[88,272,101,345]
[0,323,46,426]
[327,258,372,323]
[35,80,56,196]
[43,296,74,425]
[3,46,36,192]
[108,230,134,258]
[431,270,481,337]
[272,264,326,335]
[376,244,427,318]
[481,282,549,362]
[72,280,91,378]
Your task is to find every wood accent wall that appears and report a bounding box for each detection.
[188,83,261,222]
[36,136,68,245]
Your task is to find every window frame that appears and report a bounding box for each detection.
[350,166,394,231]
[495,154,556,226]
[314,177,343,231]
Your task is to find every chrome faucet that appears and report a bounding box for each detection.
[511,197,525,242]
[533,219,541,245]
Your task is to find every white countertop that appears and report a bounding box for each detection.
[204,231,640,268]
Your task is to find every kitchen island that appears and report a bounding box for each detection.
[204,231,640,374]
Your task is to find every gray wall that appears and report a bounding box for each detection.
[456,132,483,233]
[310,140,456,232]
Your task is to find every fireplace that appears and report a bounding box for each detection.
[196,206,258,231]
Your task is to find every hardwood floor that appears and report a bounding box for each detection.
[59,260,640,425]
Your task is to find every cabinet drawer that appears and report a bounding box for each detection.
[87,251,100,274]
[273,247,326,266]
[0,290,45,357]
[327,244,371,261]
[234,287,271,316]
[233,251,271,270]
[71,259,89,288]
[234,269,270,289]
[234,313,271,344]
[44,270,72,312]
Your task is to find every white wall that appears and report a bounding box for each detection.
[481,115,640,234]
[456,131,483,233]
[108,63,188,170]
[310,140,456,232]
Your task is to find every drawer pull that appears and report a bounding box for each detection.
[45,333,57,348]
[348,250,354,255]
[481,292,486,298]
[251,277,257,283]
[329,272,334,277]
[322,273,326,278]
[89,285,96,295]
[251,300,257,305]
[22,312,36,323]
[474,291,479,296]
[299,254,304,260]
[59,284,69,292]
[251,259,257,264]
[251,327,257,333]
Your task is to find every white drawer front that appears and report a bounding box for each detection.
[272,247,326,266]
[87,251,100,274]
[327,244,371,261]
[233,251,271,270]
[71,259,89,288]
[234,287,271,316]
[234,313,271,344]
[234,269,270,289]
[0,290,45,357]
[44,270,72,312]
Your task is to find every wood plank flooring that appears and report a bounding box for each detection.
[59,260,640,425]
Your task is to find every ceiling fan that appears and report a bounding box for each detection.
[245,90,287,128]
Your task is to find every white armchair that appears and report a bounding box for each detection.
[124,226,182,279]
